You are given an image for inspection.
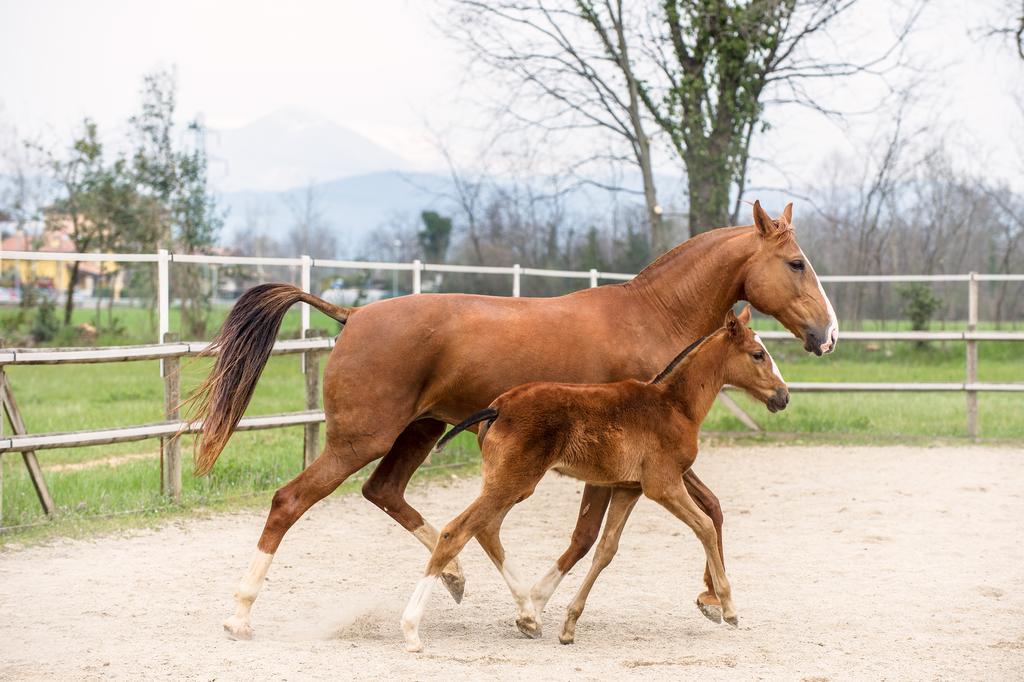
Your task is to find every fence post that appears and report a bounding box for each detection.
[300,255,312,373]
[412,259,422,294]
[966,271,979,438]
[302,328,321,469]
[589,268,599,288]
[512,264,521,297]
[160,332,182,503]
[157,249,170,375]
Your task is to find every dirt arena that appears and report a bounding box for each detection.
[1,443,1022,680]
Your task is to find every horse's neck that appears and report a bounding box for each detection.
[626,226,756,344]
[662,335,728,425]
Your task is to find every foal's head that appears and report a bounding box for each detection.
[720,307,789,413]
[742,200,838,356]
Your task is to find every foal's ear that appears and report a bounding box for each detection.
[753,200,778,238]
[724,309,741,338]
[737,304,752,325]
[780,202,794,226]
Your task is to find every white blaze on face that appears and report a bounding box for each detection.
[754,334,785,383]
[799,247,839,353]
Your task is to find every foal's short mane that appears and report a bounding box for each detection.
[650,334,708,384]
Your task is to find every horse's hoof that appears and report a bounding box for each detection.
[558,631,575,645]
[223,616,254,640]
[405,639,424,653]
[696,597,723,624]
[516,614,542,639]
[441,570,465,604]
[723,614,739,628]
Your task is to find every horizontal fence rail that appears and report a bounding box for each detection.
[1,247,1022,523]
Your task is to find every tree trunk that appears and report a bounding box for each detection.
[63,261,81,325]
[685,154,732,236]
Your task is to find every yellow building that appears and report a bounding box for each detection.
[1,223,124,299]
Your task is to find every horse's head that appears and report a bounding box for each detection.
[720,306,789,413]
[742,200,838,356]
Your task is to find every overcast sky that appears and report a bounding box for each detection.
[1,0,1021,190]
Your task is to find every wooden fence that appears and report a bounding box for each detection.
[1,249,1023,523]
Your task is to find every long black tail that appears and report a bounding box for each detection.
[436,407,499,451]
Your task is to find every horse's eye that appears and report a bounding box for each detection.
[752,351,765,362]
[788,260,805,272]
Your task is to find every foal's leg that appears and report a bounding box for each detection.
[474,511,541,638]
[529,484,612,619]
[223,444,371,640]
[646,478,738,627]
[361,419,467,602]
[401,492,513,652]
[684,469,727,623]
[559,487,642,645]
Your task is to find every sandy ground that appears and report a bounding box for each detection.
[1,444,1023,681]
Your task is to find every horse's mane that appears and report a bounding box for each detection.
[650,333,709,384]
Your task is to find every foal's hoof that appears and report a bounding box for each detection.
[723,614,739,628]
[441,570,465,604]
[223,615,254,641]
[558,631,575,645]
[695,597,723,624]
[516,614,542,639]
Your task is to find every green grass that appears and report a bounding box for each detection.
[1,302,1022,544]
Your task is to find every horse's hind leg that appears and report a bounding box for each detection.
[360,418,467,602]
[401,495,501,652]
[559,487,641,645]
[529,484,612,618]
[223,439,379,640]
[684,469,726,623]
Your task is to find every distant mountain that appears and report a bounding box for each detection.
[220,170,454,248]
[208,109,411,193]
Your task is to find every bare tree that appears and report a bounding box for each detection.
[446,0,920,246]
[982,0,1024,59]
[284,181,337,260]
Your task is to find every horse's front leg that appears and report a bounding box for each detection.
[683,469,727,623]
[646,476,738,627]
[361,418,467,602]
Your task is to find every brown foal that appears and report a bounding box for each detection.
[188,201,835,640]
[401,307,788,652]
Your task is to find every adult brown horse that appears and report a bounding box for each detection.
[190,200,837,640]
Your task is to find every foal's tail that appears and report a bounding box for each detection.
[186,283,354,476]
[435,407,499,451]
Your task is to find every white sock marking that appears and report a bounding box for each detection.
[530,562,566,615]
[401,576,437,651]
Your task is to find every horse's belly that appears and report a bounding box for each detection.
[552,456,641,487]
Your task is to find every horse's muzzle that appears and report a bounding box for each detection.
[766,388,789,413]
[803,326,838,356]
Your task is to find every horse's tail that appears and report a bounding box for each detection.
[435,407,499,451]
[187,283,353,476]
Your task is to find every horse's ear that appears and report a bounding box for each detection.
[737,304,752,325]
[753,200,776,238]
[780,202,793,226]
[724,309,740,338]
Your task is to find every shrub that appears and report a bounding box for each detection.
[897,283,941,332]
[31,299,61,343]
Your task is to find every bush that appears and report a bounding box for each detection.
[31,299,61,343]
[897,283,941,332]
